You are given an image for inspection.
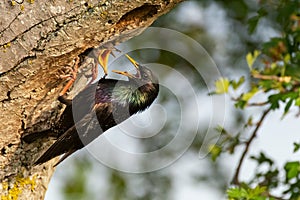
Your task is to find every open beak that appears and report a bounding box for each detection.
[125,54,139,70]
[98,49,111,75]
[112,54,141,78]
[111,70,136,79]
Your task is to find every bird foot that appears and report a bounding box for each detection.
[59,57,79,97]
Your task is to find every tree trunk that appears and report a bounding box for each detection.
[0,0,182,199]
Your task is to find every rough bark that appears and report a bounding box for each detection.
[0,0,182,199]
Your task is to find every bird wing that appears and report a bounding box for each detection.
[34,101,114,166]
[33,79,128,165]
[34,112,97,165]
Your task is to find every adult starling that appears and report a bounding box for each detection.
[22,54,159,166]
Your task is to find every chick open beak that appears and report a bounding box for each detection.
[98,49,111,75]
[112,54,141,78]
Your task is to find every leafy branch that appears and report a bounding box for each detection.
[231,107,272,185]
[209,0,300,199]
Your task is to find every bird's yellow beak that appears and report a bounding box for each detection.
[98,49,111,75]
[124,54,139,70]
[111,70,136,79]
[112,54,140,78]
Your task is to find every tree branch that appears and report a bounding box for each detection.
[231,107,272,185]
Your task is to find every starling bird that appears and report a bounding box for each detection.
[22,54,159,166]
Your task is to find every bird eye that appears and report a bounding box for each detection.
[143,73,148,79]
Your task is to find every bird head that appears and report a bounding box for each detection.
[112,54,158,86]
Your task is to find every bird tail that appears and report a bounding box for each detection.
[21,129,57,143]
[34,126,81,166]
[34,113,96,166]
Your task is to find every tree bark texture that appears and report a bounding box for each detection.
[0,0,182,199]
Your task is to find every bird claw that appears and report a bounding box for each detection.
[59,57,79,97]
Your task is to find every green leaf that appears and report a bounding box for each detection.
[235,100,247,109]
[231,76,245,90]
[227,187,248,198]
[282,92,298,101]
[250,185,267,197]
[248,15,260,34]
[241,87,259,101]
[247,8,267,34]
[250,152,274,166]
[246,50,261,69]
[215,78,230,94]
[268,92,298,110]
[268,94,281,110]
[284,99,293,115]
[208,144,222,162]
[227,186,267,200]
[295,98,300,106]
[284,161,300,180]
[293,142,300,153]
[246,53,254,69]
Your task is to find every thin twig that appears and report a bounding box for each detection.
[252,73,291,83]
[231,107,272,185]
[230,97,268,107]
[247,101,269,106]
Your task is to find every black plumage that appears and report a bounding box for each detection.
[22,60,159,166]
